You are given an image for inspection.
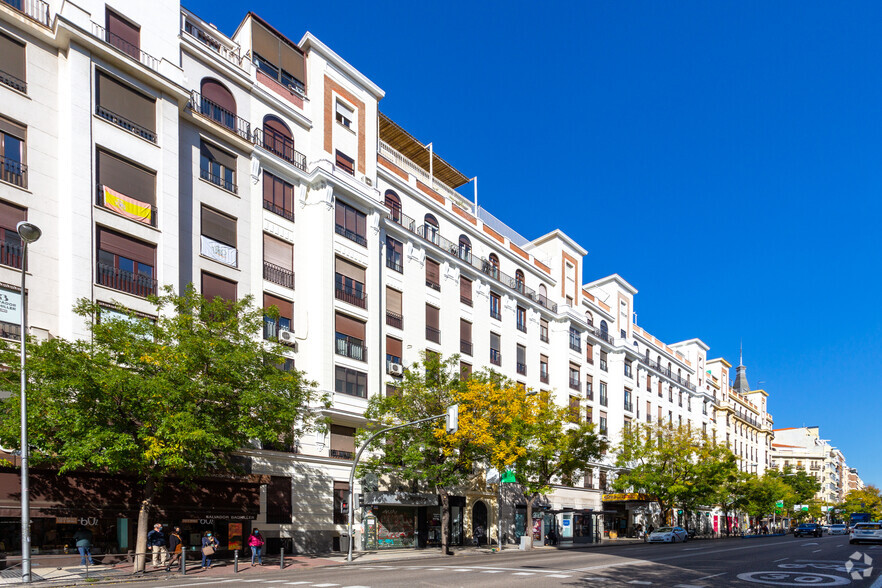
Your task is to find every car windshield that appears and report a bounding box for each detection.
[799,524,817,528]
[655,527,673,533]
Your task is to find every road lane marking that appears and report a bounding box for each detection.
[773,558,788,562]
[696,572,727,580]
[481,570,504,573]
[284,583,312,585]
[468,566,567,573]
[513,572,535,575]
[161,581,240,588]
[813,549,823,553]
[628,582,652,585]
[683,547,705,551]
[312,584,340,587]
[547,575,572,578]
[871,573,882,588]
[573,542,796,572]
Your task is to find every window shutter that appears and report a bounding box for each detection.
[386,336,402,358]
[335,257,365,283]
[386,287,402,314]
[335,313,365,339]
[329,425,356,453]
[263,293,292,321]
[517,345,526,364]
[281,44,305,83]
[426,259,440,284]
[587,345,593,361]
[426,305,439,329]
[460,277,472,300]
[0,33,26,85]
[201,271,236,301]
[97,227,155,266]
[490,332,500,350]
[460,319,471,341]
[263,234,293,270]
[96,72,155,133]
[106,9,140,57]
[200,140,236,171]
[200,78,236,116]
[97,150,156,206]
[0,200,27,230]
[201,206,236,247]
[266,476,292,524]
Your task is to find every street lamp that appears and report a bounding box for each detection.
[17,220,41,584]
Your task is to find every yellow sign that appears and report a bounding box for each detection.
[602,493,653,502]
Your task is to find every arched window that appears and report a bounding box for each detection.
[200,78,236,130]
[585,311,593,326]
[488,253,499,279]
[645,348,650,360]
[458,234,471,261]
[538,284,547,303]
[600,320,608,335]
[262,115,293,162]
[515,269,525,293]
[385,190,401,222]
[423,214,439,243]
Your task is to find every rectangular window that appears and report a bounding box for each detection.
[599,413,608,436]
[0,200,26,269]
[659,380,663,397]
[335,150,355,175]
[539,354,548,383]
[426,258,441,290]
[201,205,238,267]
[97,227,156,297]
[586,375,593,400]
[624,388,632,412]
[425,304,440,343]
[263,293,293,340]
[386,286,402,329]
[658,406,662,422]
[584,468,594,489]
[489,292,501,320]
[569,363,580,391]
[334,365,367,398]
[460,361,472,379]
[599,381,608,407]
[97,149,156,225]
[335,313,366,361]
[646,373,651,392]
[0,32,26,93]
[569,327,581,352]
[201,271,236,302]
[586,407,593,424]
[568,396,580,423]
[251,20,306,93]
[334,200,366,246]
[624,360,632,378]
[460,276,472,306]
[599,350,608,371]
[647,400,652,422]
[516,345,526,375]
[263,233,294,289]
[200,140,237,193]
[490,332,501,366]
[386,335,402,372]
[330,424,356,460]
[263,171,295,221]
[386,236,403,273]
[266,476,292,524]
[586,343,593,364]
[106,9,141,60]
[335,257,366,308]
[539,318,549,343]
[516,306,527,333]
[332,480,349,524]
[336,100,354,128]
[95,71,156,141]
[460,319,472,356]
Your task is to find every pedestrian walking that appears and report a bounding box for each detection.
[547,527,558,546]
[147,523,169,568]
[166,527,184,571]
[72,526,95,566]
[248,529,265,566]
[201,531,219,569]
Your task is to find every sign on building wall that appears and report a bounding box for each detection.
[0,287,22,326]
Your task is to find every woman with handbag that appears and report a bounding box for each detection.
[166,527,184,571]
[200,531,219,569]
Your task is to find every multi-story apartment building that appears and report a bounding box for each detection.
[770,427,850,504]
[0,0,785,555]
[706,357,774,475]
[846,468,864,494]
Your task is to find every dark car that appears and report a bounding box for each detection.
[794,523,822,538]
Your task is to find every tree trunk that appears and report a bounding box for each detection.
[134,476,155,573]
[524,493,537,549]
[439,486,451,555]
[723,506,731,536]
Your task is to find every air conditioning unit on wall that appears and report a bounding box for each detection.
[389,363,404,376]
[279,329,296,346]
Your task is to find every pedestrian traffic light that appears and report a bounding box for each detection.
[340,501,349,515]
[677,510,683,515]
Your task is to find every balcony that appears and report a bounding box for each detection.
[96,263,157,297]
[335,334,366,361]
[600,359,608,372]
[426,278,440,291]
[188,90,252,142]
[182,17,245,70]
[460,339,472,356]
[516,362,527,376]
[600,394,608,407]
[200,166,237,194]
[334,223,368,247]
[1,156,27,189]
[489,308,501,321]
[386,255,403,273]
[540,371,549,384]
[329,449,354,460]
[201,235,238,268]
[263,261,294,289]
[516,321,527,333]
[95,104,156,142]
[586,325,615,346]
[569,377,581,391]
[586,384,593,401]
[386,311,402,329]
[624,401,633,412]
[263,199,295,223]
[335,284,367,309]
[0,68,26,93]
[426,325,441,344]
[624,364,632,378]
[490,349,502,366]
[96,185,156,227]
[1,0,50,27]
[569,334,582,353]
[253,128,307,171]
[460,295,473,307]
[91,21,159,71]
[0,238,22,269]
[540,327,549,343]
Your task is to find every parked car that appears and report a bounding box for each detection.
[794,523,822,538]
[821,525,830,534]
[829,524,848,536]
[648,526,688,543]
[850,522,882,545]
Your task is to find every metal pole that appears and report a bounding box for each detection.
[234,549,238,573]
[497,482,502,552]
[20,243,30,584]
[279,547,284,570]
[347,413,446,563]
[181,546,186,575]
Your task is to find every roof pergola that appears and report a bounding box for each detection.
[379,113,470,189]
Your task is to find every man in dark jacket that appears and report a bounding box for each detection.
[147,523,168,568]
[72,527,94,566]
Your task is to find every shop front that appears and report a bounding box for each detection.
[361,492,464,550]
[601,493,654,538]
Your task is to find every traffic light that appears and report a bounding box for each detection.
[677,510,683,515]
[340,501,349,515]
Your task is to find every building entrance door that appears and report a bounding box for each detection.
[472,501,488,545]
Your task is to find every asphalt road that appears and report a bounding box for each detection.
[138,535,882,587]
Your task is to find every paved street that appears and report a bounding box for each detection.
[130,535,882,587]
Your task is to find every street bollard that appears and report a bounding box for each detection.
[280,547,284,570]
[181,547,186,575]
[234,549,238,573]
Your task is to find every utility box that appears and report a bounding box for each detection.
[519,536,532,550]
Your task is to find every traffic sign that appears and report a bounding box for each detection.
[776,500,784,509]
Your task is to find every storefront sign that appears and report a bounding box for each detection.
[0,288,22,326]
[364,492,438,507]
[601,493,653,502]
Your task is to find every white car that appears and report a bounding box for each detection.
[850,522,882,544]
[829,524,848,535]
[648,526,688,543]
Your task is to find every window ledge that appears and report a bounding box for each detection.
[94,204,161,233]
[93,112,160,147]
[199,254,240,271]
[336,120,357,135]
[198,175,240,198]
[1,84,30,100]
[0,178,30,193]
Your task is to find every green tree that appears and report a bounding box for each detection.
[769,466,821,504]
[713,469,751,535]
[743,474,795,522]
[359,354,469,555]
[838,486,882,521]
[0,287,323,571]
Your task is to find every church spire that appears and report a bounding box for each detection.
[733,342,750,394]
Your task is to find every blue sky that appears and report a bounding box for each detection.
[190,0,882,486]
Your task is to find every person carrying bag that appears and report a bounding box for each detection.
[201,531,219,569]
